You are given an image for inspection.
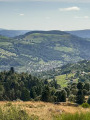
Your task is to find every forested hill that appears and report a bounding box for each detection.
[0,30,90,72]
[17,30,68,38]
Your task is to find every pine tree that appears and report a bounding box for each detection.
[76,89,85,104]
[41,85,50,102]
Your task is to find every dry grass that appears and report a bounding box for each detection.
[0,101,90,120]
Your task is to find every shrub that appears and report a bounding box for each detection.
[81,103,90,108]
[0,106,31,120]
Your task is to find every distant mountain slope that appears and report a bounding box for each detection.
[0,28,5,31]
[0,30,30,37]
[0,30,90,72]
[66,30,90,38]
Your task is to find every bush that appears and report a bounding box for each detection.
[81,103,90,108]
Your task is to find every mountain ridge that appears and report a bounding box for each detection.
[0,30,90,72]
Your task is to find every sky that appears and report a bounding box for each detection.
[0,0,90,31]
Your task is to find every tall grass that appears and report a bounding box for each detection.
[0,104,38,120]
[0,102,90,120]
[53,112,90,120]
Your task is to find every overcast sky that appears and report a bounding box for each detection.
[0,0,90,30]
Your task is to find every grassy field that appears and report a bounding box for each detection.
[0,101,90,120]
[48,73,78,87]
[55,73,77,87]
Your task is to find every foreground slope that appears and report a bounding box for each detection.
[0,30,90,72]
[0,101,90,120]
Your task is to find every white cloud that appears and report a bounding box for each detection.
[74,16,89,19]
[59,6,80,11]
[84,16,89,19]
[19,13,24,16]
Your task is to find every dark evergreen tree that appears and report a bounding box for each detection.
[76,89,85,104]
[10,67,15,74]
[41,85,50,102]
[30,87,37,99]
[21,88,30,101]
[77,82,84,89]
[60,89,67,102]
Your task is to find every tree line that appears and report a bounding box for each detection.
[0,67,90,105]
